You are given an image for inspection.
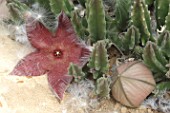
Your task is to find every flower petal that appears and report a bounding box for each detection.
[79,46,91,66]
[47,70,73,100]
[65,43,91,67]
[10,51,49,76]
[55,12,79,43]
[54,12,91,67]
[26,20,54,50]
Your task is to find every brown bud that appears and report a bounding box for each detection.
[111,61,156,107]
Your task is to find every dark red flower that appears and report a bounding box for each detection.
[10,12,90,100]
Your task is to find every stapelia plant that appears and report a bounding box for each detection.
[10,12,90,100]
[6,0,170,109]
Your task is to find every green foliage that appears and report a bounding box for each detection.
[156,81,170,91]
[121,25,140,51]
[95,77,111,99]
[165,7,170,31]
[114,0,132,31]
[131,0,153,46]
[49,0,64,15]
[144,0,154,5]
[155,0,170,29]
[157,30,170,57]
[143,30,170,89]
[86,0,106,43]
[108,25,141,57]
[49,0,73,15]
[36,0,51,10]
[88,41,109,79]
[6,0,29,22]
[143,41,168,75]
[71,11,86,39]
[64,0,74,13]
[68,63,85,82]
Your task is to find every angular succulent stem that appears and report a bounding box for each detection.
[131,0,153,46]
[165,5,170,31]
[36,0,73,16]
[71,11,86,39]
[35,0,51,10]
[63,0,74,13]
[156,81,170,92]
[122,25,140,51]
[86,0,106,43]
[144,0,154,5]
[49,0,64,15]
[143,41,168,75]
[157,30,170,58]
[155,0,170,30]
[115,0,132,31]
[68,63,86,82]
[96,77,111,99]
[88,41,109,79]
[6,0,29,22]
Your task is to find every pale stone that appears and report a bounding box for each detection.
[121,107,127,113]
[0,0,10,19]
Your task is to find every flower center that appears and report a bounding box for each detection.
[54,50,63,58]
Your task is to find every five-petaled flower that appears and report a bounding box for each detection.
[10,12,91,100]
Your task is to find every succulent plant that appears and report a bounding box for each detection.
[118,25,140,53]
[87,40,109,79]
[6,0,28,22]
[157,30,170,58]
[95,77,111,99]
[5,0,170,109]
[86,0,106,43]
[131,0,154,46]
[68,63,86,82]
[143,41,168,75]
[155,0,170,30]
[165,6,170,31]
[114,0,132,31]
[144,0,154,5]
[143,31,170,91]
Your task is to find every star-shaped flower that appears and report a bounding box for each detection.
[10,12,90,100]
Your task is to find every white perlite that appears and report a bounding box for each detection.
[142,91,170,113]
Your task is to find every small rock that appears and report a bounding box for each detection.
[121,107,127,113]
[0,101,2,107]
